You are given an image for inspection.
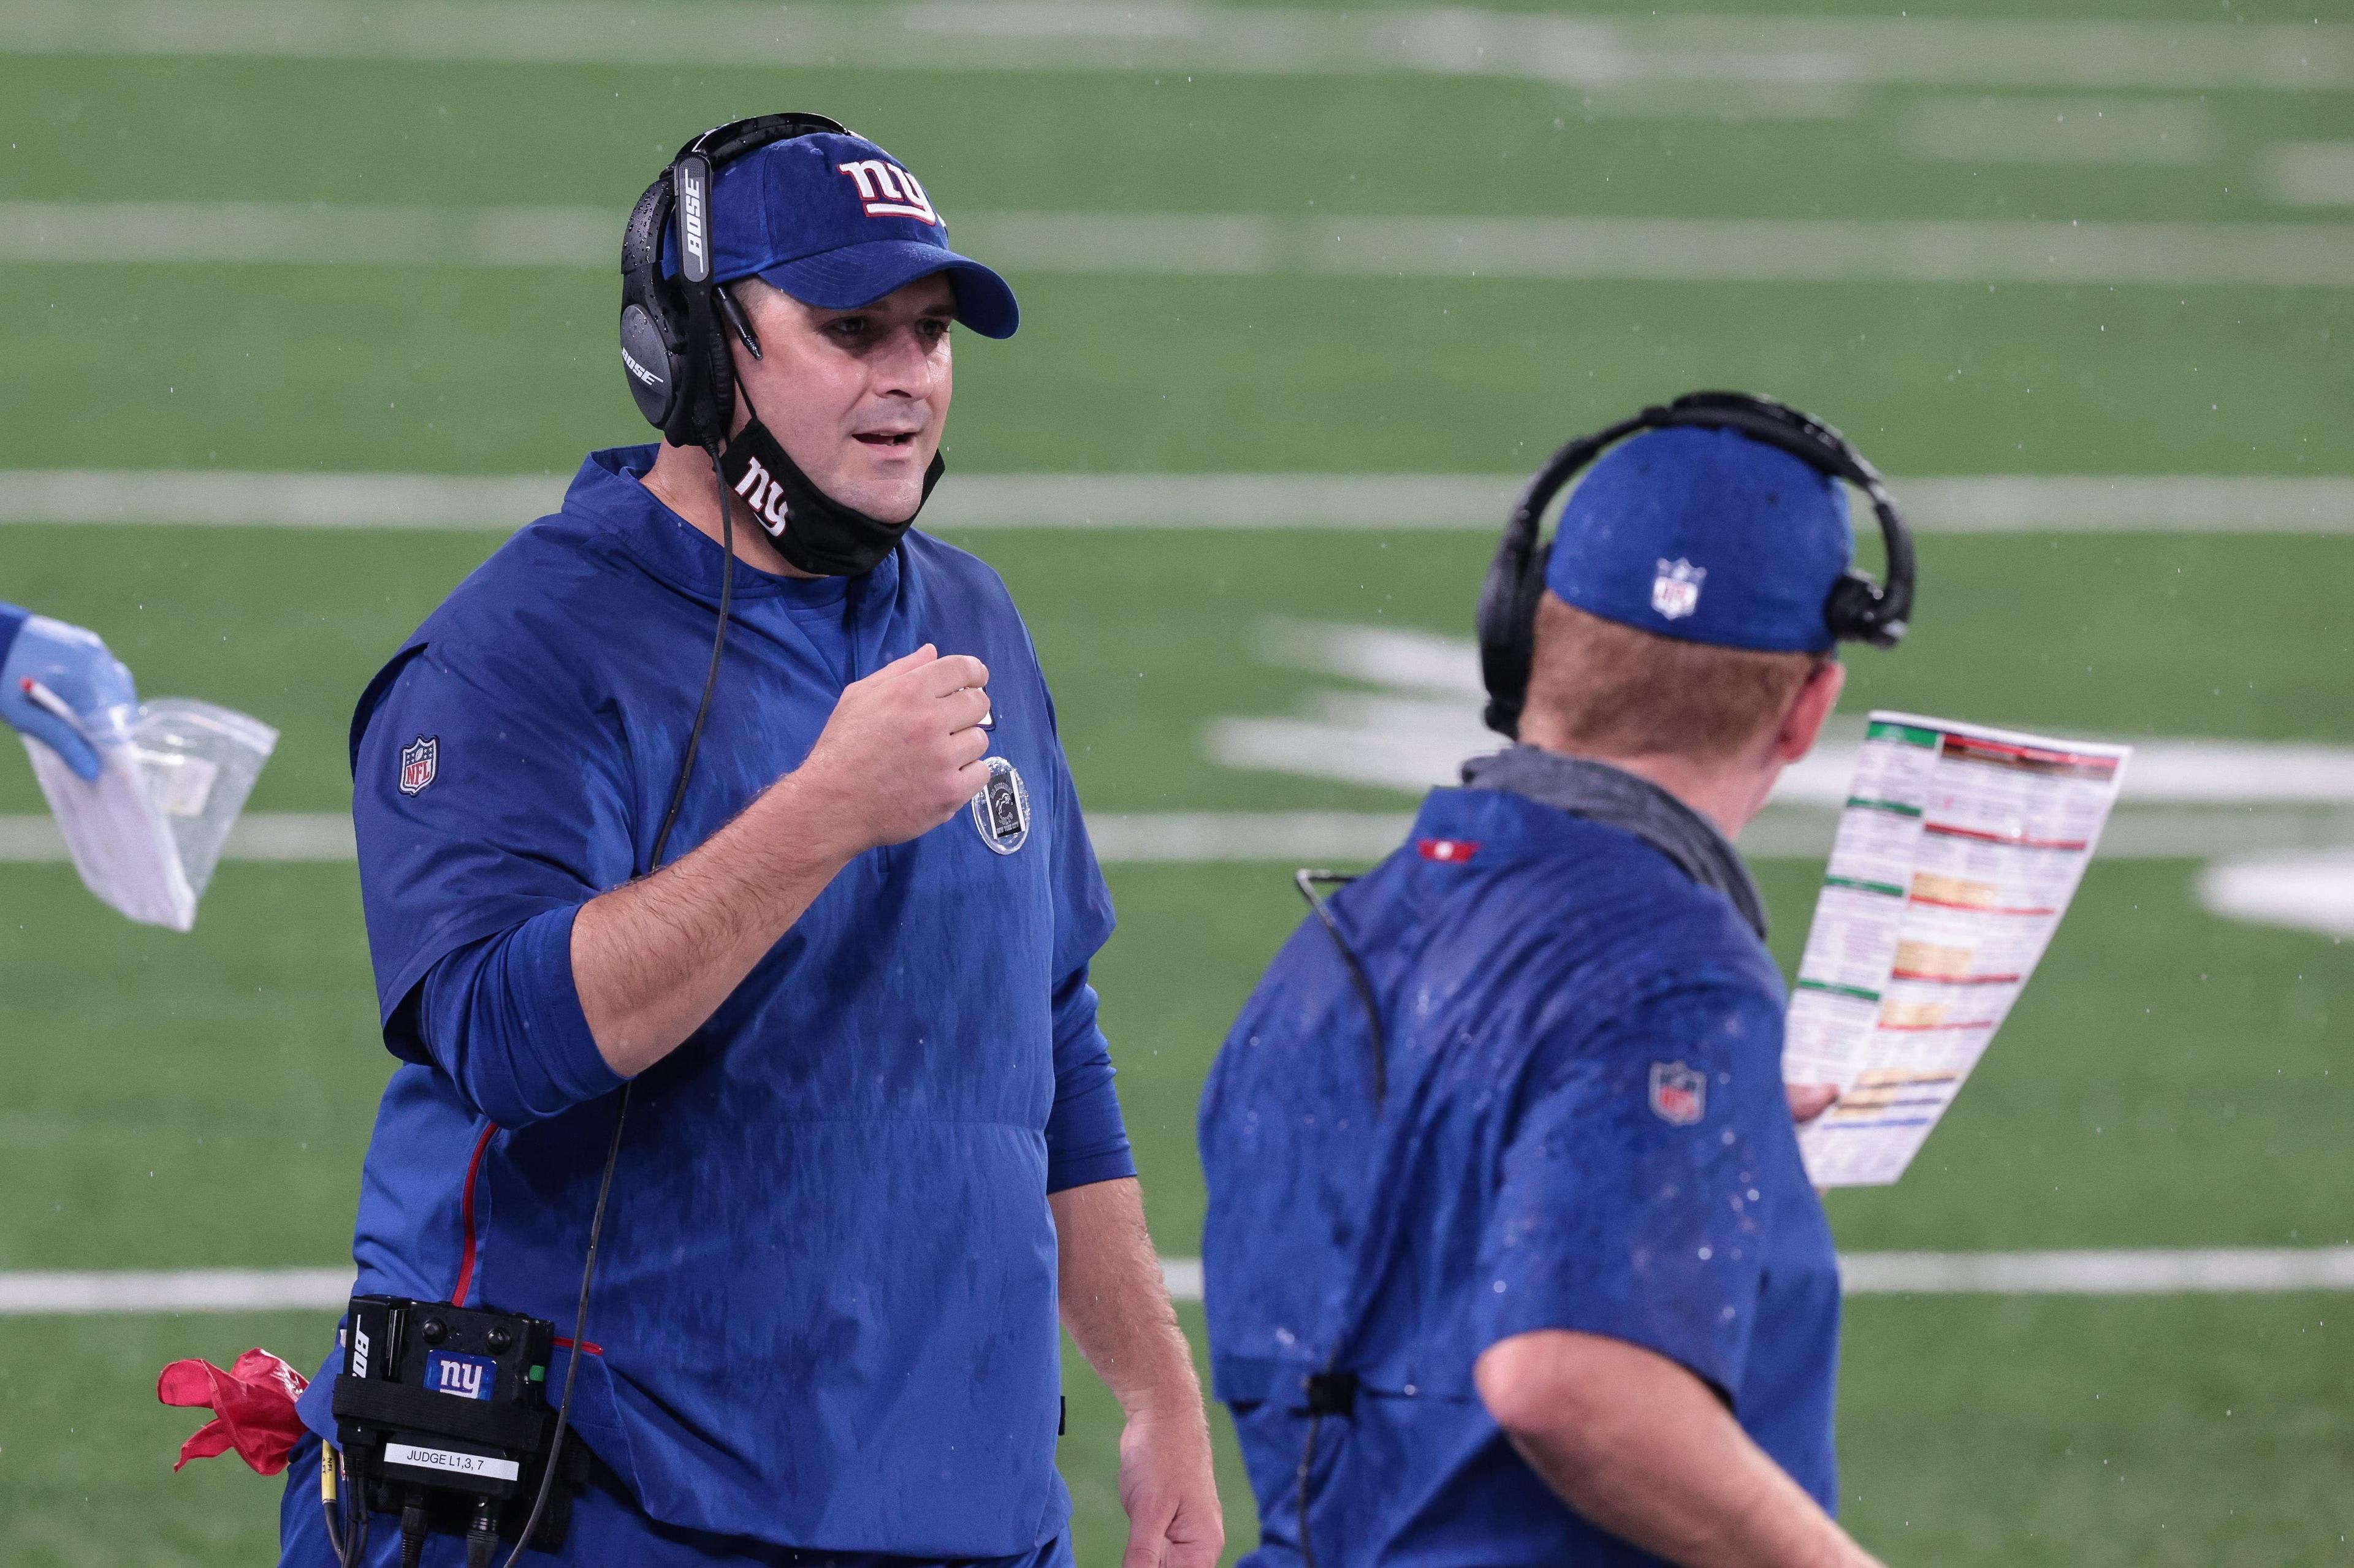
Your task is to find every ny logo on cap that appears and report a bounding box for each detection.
[836,160,940,226]
[1651,558,1706,621]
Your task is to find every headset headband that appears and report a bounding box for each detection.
[1475,390,1915,739]
[619,113,851,449]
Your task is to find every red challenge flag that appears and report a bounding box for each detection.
[156,1348,310,1475]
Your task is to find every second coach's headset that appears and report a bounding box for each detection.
[1474,389,1916,740]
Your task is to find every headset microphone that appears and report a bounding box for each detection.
[1474,390,1916,740]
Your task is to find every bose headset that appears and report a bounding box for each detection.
[1284,390,1914,1568]
[619,112,850,450]
[1474,389,1916,740]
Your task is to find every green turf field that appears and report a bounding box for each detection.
[2,4,2350,1564]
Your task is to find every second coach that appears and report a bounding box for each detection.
[279,115,1219,1567]
[1199,394,1913,1567]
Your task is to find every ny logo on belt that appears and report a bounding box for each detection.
[836,159,940,226]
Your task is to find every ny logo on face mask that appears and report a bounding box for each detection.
[836,159,940,226]
[733,456,792,536]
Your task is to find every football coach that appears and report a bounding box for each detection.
[1198,395,1914,1567]
[278,116,1221,1567]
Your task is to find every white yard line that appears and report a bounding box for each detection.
[1897,97,2216,167]
[2197,846,2354,939]
[2,807,2350,868]
[7,203,2354,288]
[0,810,355,864]
[1087,812,1415,866]
[967,213,2354,288]
[3,1251,2349,1314]
[2,4,2348,92]
[4,470,2353,535]
[1217,622,2354,808]
[0,1268,355,1315]
[2266,143,2354,208]
[0,202,620,269]
[1833,1249,2354,1295]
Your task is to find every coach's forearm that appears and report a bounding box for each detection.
[1053,1178,1227,1566]
[1477,1330,1882,1568]
[571,772,858,1077]
[1052,1179,1203,1420]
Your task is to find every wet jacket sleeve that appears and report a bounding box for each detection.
[1044,963,1134,1193]
[1471,978,1790,1402]
[352,639,640,1122]
[1038,683,1131,1193]
[396,907,625,1129]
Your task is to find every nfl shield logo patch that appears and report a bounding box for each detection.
[398,735,438,796]
[1650,558,1706,621]
[1650,1060,1707,1125]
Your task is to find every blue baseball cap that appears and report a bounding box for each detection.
[1544,425,1853,653]
[663,131,1018,338]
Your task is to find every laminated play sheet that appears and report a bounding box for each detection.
[1784,712,2131,1187]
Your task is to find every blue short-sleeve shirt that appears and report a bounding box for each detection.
[1198,785,1840,1567]
[293,447,1129,1561]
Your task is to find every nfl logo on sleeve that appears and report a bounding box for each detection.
[399,736,438,796]
[1650,1060,1707,1125]
[1650,558,1706,621]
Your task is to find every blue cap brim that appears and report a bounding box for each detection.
[755,240,1019,339]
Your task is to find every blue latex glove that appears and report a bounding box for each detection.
[0,604,139,782]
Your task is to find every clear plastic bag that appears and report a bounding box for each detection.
[24,698,279,931]
[127,700,281,910]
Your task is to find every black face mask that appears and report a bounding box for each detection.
[717,394,945,577]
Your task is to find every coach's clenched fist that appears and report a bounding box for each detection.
[573,644,999,1076]
[795,645,994,852]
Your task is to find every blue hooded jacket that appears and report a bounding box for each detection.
[1199,781,1839,1566]
[294,446,1131,1559]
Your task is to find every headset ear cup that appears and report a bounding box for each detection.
[618,303,678,429]
[1507,540,1552,726]
[1476,537,1550,740]
[1824,571,1889,645]
[620,176,688,436]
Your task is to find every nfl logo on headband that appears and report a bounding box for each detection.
[1650,558,1705,622]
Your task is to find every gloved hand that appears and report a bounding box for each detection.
[0,604,139,782]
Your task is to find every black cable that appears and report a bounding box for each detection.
[1295,1408,1324,1568]
[318,1443,344,1565]
[466,1495,501,1568]
[1286,867,1396,1568]
[1292,870,1386,1106]
[324,1442,367,1568]
[398,1490,429,1568]
[497,447,737,1568]
[340,1445,370,1568]
[647,443,738,872]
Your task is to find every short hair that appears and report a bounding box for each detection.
[1523,593,1827,763]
